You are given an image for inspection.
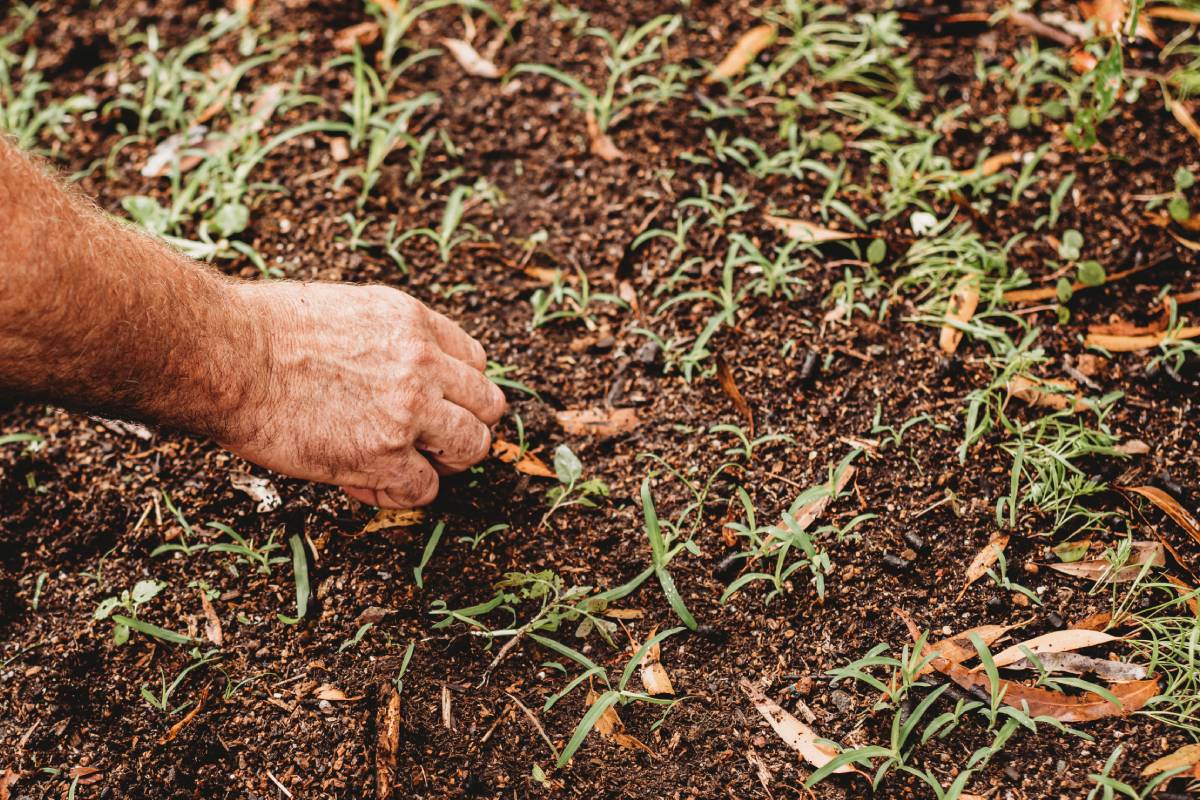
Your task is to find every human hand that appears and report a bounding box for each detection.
[222,281,505,508]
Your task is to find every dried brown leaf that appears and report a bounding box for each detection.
[363,508,425,533]
[585,111,624,161]
[942,661,1158,722]
[957,534,1009,600]
[376,684,402,799]
[68,767,103,785]
[159,685,210,744]
[316,684,363,702]
[1170,96,1200,148]
[1048,541,1164,583]
[764,213,861,243]
[893,608,1019,674]
[1085,326,1200,352]
[334,21,380,53]
[988,630,1121,668]
[739,679,855,774]
[1145,5,1200,23]
[492,439,555,478]
[705,25,777,83]
[940,276,980,353]
[787,465,856,533]
[1120,485,1200,546]
[556,407,640,437]
[1007,374,1087,411]
[1003,261,1152,303]
[585,687,655,755]
[442,38,502,78]
[638,632,676,697]
[716,354,754,436]
[200,591,223,647]
[1142,743,1200,777]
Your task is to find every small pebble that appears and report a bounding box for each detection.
[903,531,926,552]
[882,553,911,572]
[798,350,819,384]
[1047,611,1065,629]
[714,552,742,582]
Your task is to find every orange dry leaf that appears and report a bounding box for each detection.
[1145,5,1200,23]
[637,631,676,697]
[363,508,425,533]
[68,767,103,785]
[944,660,1157,722]
[585,111,624,161]
[705,25,777,83]
[1142,743,1200,778]
[316,684,363,701]
[492,439,555,478]
[200,591,223,647]
[0,770,19,800]
[586,687,655,756]
[716,354,754,436]
[1003,261,1151,303]
[893,609,1019,675]
[1086,327,1200,352]
[334,21,380,52]
[790,465,856,532]
[159,685,210,744]
[1119,485,1200,546]
[940,276,980,353]
[957,534,1009,600]
[1169,96,1200,148]
[764,213,861,243]
[1081,0,1160,41]
[441,38,502,79]
[973,150,1022,177]
[556,407,640,437]
[1007,374,1087,411]
[739,679,856,775]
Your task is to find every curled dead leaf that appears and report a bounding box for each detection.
[1007,374,1087,412]
[442,38,502,78]
[957,534,1009,601]
[705,25,777,83]
[586,687,655,756]
[0,770,19,800]
[316,683,363,702]
[200,591,223,647]
[492,439,555,478]
[716,354,754,436]
[159,684,210,744]
[1145,5,1200,23]
[638,632,675,697]
[363,508,425,533]
[940,276,980,353]
[334,21,380,53]
[1142,743,1200,778]
[585,111,624,161]
[556,407,640,437]
[1085,326,1200,352]
[764,213,861,243]
[1169,96,1200,149]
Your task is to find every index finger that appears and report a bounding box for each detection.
[426,307,486,370]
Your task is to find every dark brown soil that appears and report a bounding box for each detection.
[3,1,1200,798]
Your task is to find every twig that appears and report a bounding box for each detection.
[506,692,560,761]
[1008,11,1077,47]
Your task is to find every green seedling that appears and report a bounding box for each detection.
[141,648,222,713]
[542,446,609,527]
[529,267,626,330]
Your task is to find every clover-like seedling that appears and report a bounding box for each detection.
[541,445,609,527]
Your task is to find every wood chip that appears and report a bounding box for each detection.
[764,213,861,243]
[940,276,980,353]
[442,38,502,78]
[705,25,777,83]
[556,407,640,437]
[159,684,210,744]
[376,685,402,799]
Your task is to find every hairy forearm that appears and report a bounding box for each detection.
[0,136,265,440]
